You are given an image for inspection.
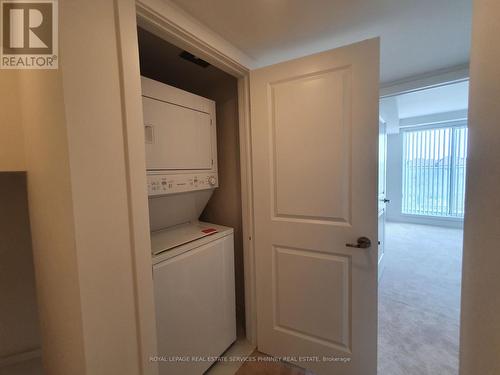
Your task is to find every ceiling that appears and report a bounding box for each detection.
[396,81,469,119]
[169,0,472,83]
[380,80,469,133]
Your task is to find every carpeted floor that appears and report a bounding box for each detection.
[378,222,463,375]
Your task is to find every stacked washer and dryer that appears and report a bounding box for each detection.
[142,76,236,375]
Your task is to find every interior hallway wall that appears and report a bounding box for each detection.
[17,64,87,375]
[15,1,154,374]
[0,172,41,360]
[460,0,500,373]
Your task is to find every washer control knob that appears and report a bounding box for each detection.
[208,176,216,186]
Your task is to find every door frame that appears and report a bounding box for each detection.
[114,2,257,374]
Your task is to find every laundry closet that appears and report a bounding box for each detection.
[137,27,245,374]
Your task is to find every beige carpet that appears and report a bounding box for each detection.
[378,222,463,375]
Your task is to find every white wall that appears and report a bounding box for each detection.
[18,64,87,375]
[459,0,500,373]
[16,1,155,374]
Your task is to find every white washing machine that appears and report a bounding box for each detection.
[151,222,236,375]
[142,76,236,374]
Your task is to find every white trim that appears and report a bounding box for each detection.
[237,76,257,345]
[0,348,41,368]
[206,338,256,374]
[114,1,160,374]
[380,64,469,98]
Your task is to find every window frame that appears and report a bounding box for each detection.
[400,119,468,220]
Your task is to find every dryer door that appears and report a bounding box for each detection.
[143,97,213,171]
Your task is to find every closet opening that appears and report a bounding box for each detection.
[137,26,252,374]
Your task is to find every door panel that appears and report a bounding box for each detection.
[274,246,350,350]
[250,38,380,375]
[271,68,351,222]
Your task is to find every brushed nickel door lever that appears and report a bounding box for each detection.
[346,237,371,248]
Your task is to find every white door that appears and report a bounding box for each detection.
[378,118,388,279]
[250,38,379,375]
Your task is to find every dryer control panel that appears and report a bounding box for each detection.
[147,172,218,196]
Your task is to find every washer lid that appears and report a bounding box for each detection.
[150,221,233,256]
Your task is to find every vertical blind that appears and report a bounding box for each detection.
[402,125,468,218]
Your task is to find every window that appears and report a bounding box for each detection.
[402,124,468,218]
